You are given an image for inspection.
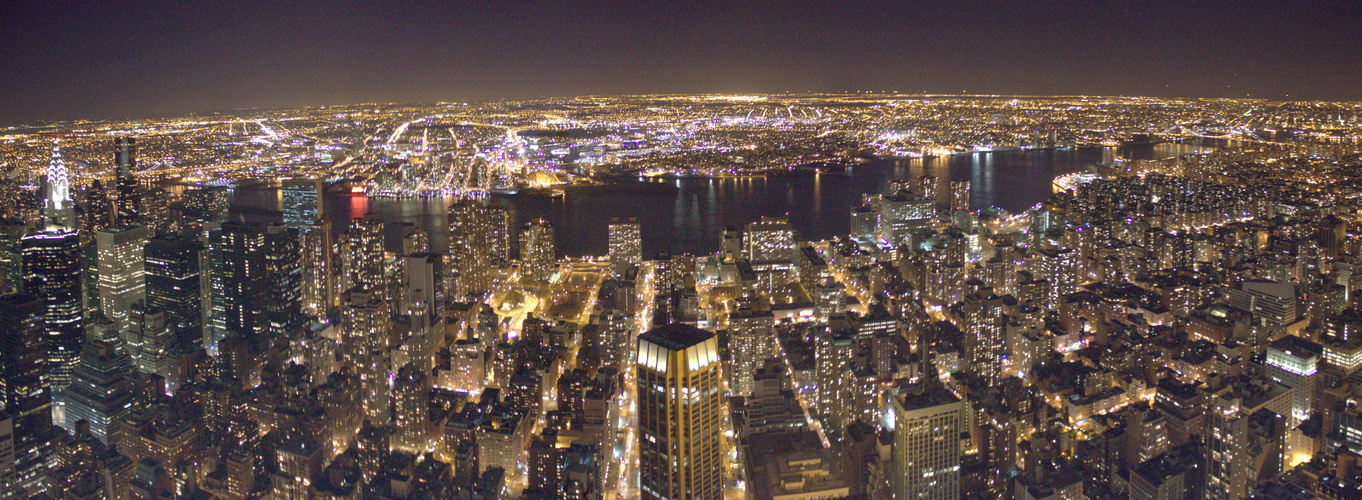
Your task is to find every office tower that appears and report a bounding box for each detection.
[341,289,391,423]
[0,293,49,418]
[96,225,149,331]
[919,175,938,202]
[1263,335,1320,426]
[439,339,485,395]
[1231,281,1300,350]
[57,341,133,444]
[608,217,642,274]
[392,363,430,454]
[300,221,333,317]
[141,188,175,233]
[890,383,963,500]
[0,293,57,498]
[44,145,75,230]
[0,219,24,293]
[0,412,13,494]
[405,252,443,326]
[345,215,385,295]
[850,205,879,244]
[879,192,935,245]
[126,306,175,391]
[727,308,774,397]
[399,224,429,255]
[950,179,971,212]
[21,230,82,393]
[744,216,795,267]
[281,179,323,227]
[113,137,141,225]
[721,226,743,262]
[1205,394,1249,500]
[144,234,203,351]
[448,200,508,300]
[209,222,269,346]
[263,225,303,339]
[815,328,856,415]
[961,293,1011,386]
[79,180,111,244]
[182,186,228,224]
[636,324,723,500]
[520,218,555,282]
[528,432,565,495]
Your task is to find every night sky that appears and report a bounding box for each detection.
[4,0,1359,125]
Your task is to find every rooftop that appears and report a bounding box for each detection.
[640,323,714,351]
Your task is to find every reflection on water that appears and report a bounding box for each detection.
[234,139,1232,257]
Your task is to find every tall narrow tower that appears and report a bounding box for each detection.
[21,230,82,394]
[44,145,75,231]
[113,137,141,225]
[636,323,724,500]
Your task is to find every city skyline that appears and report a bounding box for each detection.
[5,3,1362,498]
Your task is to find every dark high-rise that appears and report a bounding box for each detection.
[0,292,58,499]
[0,293,49,419]
[113,137,140,225]
[79,179,110,245]
[209,222,268,347]
[21,230,82,393]
[263,225,303,341]
[144,234,204,351]
[209,222,300,349]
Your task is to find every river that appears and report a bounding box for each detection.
[231,139,1233,257]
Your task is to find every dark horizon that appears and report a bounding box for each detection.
[4,0,1360,126]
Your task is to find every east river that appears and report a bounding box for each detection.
[231,139,1232,257]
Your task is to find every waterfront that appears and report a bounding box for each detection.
[232,139,1230,257]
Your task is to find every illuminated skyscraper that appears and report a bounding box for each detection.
[1264,335,1320,426]
[391,363,430,454]
[57,340,132,444]
[341,288,391,423]
[345,215,385,297]
[520,218,555,282]
[1204,394,1250,500]
[726,308,774,397]
[44,145,75,231]
[144,234,203,350]
[744,216,794,267]
[21,230,82,393]
[96,225,149,331]
[113,137,141,225]
[448,200,508,300]
[281,179,323,228]
[608,217,642,274]
[879,193,935,245]
[636,324,723,500]
[961,293,1011,386]
[949,179,970,212]
[300,221,334,317]
[919,175,938,203]
[890,382,963,500]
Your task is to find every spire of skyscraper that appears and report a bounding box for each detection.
[44,143,74,230]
